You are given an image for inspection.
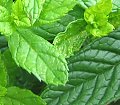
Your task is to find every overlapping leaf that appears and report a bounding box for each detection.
[0,5,12,35]
[8,28,68,85]
[0,87,46,105]
[109,10,120,28]
[41,28,120,105]
[84,0,114,37]
[12,0,45,27]
[53,19,87,58]
[31,5,85,40]
[23,0,45,24]
[36,0,77,24]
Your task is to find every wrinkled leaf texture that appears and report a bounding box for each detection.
[42,28,120,105]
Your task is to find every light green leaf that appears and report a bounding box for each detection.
[112,0,120,11]
[109,10,120,28]
[31,5,85,40]
[0,0,12,11]
[23,0,45,25]
[0,87,46,105]
[12,0,31,27]
[12,0,45,26]
[53,19,87,58]
[41,28,120,105]
[0,53,7,87]
[0,6,12,36]
[8,28,68,85]
[0,85,7,97]
[36,0,77,25]
[84,0,114,37]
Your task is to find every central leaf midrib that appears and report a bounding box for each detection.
[17,30,66,83]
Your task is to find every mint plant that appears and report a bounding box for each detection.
[0,0,120,105]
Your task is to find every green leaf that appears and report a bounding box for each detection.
[12,0,45,26]
[109,10,120,28]
[84,0,114,37]
[8,28,68,85]
[0,6,12,35]
[0,0,12,10]
[41,28,120,105]
[112,0,120,11]
[36,0,77,25]
[0,53,7,87]
[22,0,45,25]
[0,87,46,105]
[12,0,31,27]
[77,0,100,9]
[31,5,85,40]
[53,19,87,58]
[2,49,44,94]
[0,85,7,97]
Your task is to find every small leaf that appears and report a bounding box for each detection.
[36,0,77,24]
[0,87,46,105]
[53,19,87,58]
[0,6,12,35]
[12,0,31,27]
[84,0,114,37]
[23,0,45,25]
[41,28,120,105]
[8,28,68,85]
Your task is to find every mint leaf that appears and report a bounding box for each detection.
[112,0,120,11]
[22,0,45,25]
[0,0,12,10]
[84,0,114,37]
[77,0,100,9]
[0,87,46,105]
[31,5,85,40]
[0,6,12,35]
[8,28,68,85]
[36,0,77,24]
[0,85,7,97]
[109,10,120,28]
[2,49,43,93]
[12,0,31,27]
[0,53,7,87]
[41,28,120,105]
[53,19,87,58]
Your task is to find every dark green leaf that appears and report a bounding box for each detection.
[41,28,120,105]
[31,5,85,40]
